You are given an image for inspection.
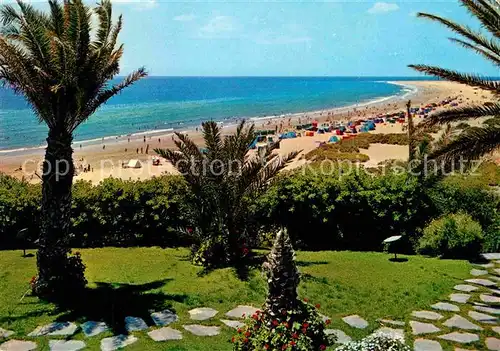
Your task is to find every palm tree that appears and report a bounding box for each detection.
[406,100,417,161]
[155,121,298,268]
[0,0,146,297]
[409,0,500,162]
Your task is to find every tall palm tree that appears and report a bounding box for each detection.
[409,0,500,162]
[0,0,146,297]
[155,121,298,269]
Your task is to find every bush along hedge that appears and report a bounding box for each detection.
[417,212,484,259]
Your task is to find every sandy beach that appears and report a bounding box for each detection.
[0,80,494,184]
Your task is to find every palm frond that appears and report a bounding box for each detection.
[430,124,500,161]
[408,64,500,94]
[461,0,500,38]
[449,37,500,66]
[418,102,500,129]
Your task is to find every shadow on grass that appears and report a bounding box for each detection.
[296,261,329,267]
[52,279,188,334]
[389,257,409,263]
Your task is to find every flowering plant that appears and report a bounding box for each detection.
[335,334,410,351]
[232,300,334,351]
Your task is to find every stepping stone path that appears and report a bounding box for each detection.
[477,263,495,268]
[414,339,442,351]
[450,293,470,303]
[28,322,78,337]
[188,307,218,321]
[483,253,500,260]
[371,327,405,343]
[151,310,178,326]
[101,335,138,351]
[493,327,500,334]
[0,340,37,351]
[342,315,368,329]
[474,305,500,315]
[443,315,482,331]
[438,332,479,344]
[468,310,497,324]
[431,302,460,312]
[410,321,441,335]
[225,306,260,319]
[491,289,500,296]
[124,316,148,332]
[81,321,108,337]
[148,327,183,341]
[325,329,352,344]
[0,328,13,339]
[183,325,220,336]
[48,340,86,351]
[454,284,479,292]
[495,269,500,276]
[377,319,405,326]
[470,269,488,276]
[486,337,500,351]
[411,311,443,321]
[465,278,497,287]
[220,319,245,329]
[481,294,500,304]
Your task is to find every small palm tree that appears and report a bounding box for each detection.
[0,0,146,297]
[155,121,298,268]
[409,0,500,162]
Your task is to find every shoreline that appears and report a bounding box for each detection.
[1,80,493,184]
[0,80,416,156]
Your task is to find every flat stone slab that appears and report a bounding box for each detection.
[325,329,352,344]
[468,310,497,324]
[443,315,482,331]
[220,319,245,329]
[49,340,86,351]
[148,327,183,341]
[0,328,14,339]
[342,315,368,329]
[183,325,220,336]
[431,302,460,312]
[188,308,218,321]
[438,332,479,343]
[491,289,500,296]
[377,318,405,326]
[450,293,471,304]
[478,263,495,268]
[124,316,148,332]
[471,269,488,276]
[481,294,500,304]
[493,326,500,334]
[495,269,500,276]
[0,340,37,351]
[101,335,138,351]
[28,322,78,336]
[483,253,500,260]
[225,306,260,319]
[486,337,500,351]
[151,310,178,326]
[371,327,405,343]
[410,321,441,335]
[413,339,442,351]
[411,311,443,321]
[466,278,497,287]
[454,284,479,292]
[81,321,108,337]
[474,305,500,315]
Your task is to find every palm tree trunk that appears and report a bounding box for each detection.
[34,130,76,297]
[407,100,416,161]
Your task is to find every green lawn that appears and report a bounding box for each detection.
[0,248,472,350]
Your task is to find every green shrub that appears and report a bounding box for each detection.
[335,334,410,351]
[417,212,483,259]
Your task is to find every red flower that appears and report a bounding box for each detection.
[264,345,270,350]
[231,337,235,343]
[272,320,279,326]
[186,227,193,233]
[282,345,288,350]
[252,314,259,320]
[302,323,309,328]
[281,309,287,315]
[283,322,289,328]
[325,319,331,325]
[243,338,248,343]
[244,331,251,337]
[315,304,321,309]
[303,298,309,303]
[292,333,299,339]
[319,345,326,350]
[242,247,249,255]
[237,328,242,334]
[301,328,307,334]
[290,341,296,346]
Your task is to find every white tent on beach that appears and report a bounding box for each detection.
[126,159,142,168]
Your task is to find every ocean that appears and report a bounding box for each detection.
[0,76,419,151]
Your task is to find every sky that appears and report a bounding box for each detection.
[22,0,500,76]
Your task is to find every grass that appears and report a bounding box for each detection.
[0,248,472,350]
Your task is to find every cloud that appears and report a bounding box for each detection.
[109,0,158,10]
[173,14,196,22]
[367,2,399,14]
[199,16,239,38]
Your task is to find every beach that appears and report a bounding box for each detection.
[0,80,494,184]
